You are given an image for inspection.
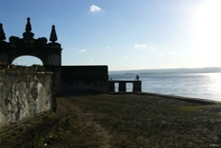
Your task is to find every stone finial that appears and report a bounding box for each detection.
[26,17,32,32]
[23,17,34,41]
[0,23,6,41]
[50,25,57,43]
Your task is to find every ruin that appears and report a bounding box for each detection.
[0,17,142,129]
[0,17,142,95]
[109,80,141,92]
[0,18,109,94]
[0,18,62,66]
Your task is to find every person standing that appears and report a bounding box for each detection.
[136,75,139,81]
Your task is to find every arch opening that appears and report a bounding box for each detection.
[12,55,43,66]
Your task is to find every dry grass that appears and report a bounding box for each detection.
[1,94,221,147]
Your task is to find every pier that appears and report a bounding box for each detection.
[109,80,142,92]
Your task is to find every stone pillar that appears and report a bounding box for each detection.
[133,81,141,92]
[109,81,115,92]
[119,81,126,92]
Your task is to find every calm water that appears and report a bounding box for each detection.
[109,73,221,101]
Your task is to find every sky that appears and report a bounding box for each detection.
[1,0,221,71]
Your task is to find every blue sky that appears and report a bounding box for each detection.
[1,0,221,71]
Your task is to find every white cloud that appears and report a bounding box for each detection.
[169,52,177,55]
[89,59,94,63]
[80,49,86,52]
[159,53,165,58]
[134,44,147,49]
[90,5,101,13]
[149,46,156,50]
[124,55,129,58]
[169,51,187,55]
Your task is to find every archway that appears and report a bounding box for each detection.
[0,18,62,67]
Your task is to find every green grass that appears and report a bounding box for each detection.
[179,105,208,112]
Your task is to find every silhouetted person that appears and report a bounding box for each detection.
[136,75,139,81]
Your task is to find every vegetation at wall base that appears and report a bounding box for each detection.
[0,64,46,74]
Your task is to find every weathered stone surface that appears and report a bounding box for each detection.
[0,72,55,128]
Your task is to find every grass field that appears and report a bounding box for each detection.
[1,94,221,147]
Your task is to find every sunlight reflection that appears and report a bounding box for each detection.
[208,73,221,92]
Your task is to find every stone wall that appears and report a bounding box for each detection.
[0,67,55,128]
[61,66,109,94]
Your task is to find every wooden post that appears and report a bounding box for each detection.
[109,81,115,92]
[119,81,126,92]
[133,81,141,92]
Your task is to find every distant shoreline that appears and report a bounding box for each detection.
[109,67,221,74]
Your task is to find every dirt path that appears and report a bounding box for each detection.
[45,98,112,148]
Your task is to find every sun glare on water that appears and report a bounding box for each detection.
[194,0,221,66]
[208,73,221,92]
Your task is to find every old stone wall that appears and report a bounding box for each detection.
[0,67,55,128]
[61,66,109,94]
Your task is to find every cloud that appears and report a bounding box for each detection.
[169,52,177,55]
[90,5,101,13]
[134,44,147,49]
[89,59,94,63]
[159,53,165,58]
[149,46,156,50]
[80,49,86,52]
[169,51,187,55]
[124,56,129,58]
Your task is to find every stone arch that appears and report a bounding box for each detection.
[0,18,62,66]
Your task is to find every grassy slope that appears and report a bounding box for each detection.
[1,94,221,147]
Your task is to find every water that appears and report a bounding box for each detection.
[109,73,221,101]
